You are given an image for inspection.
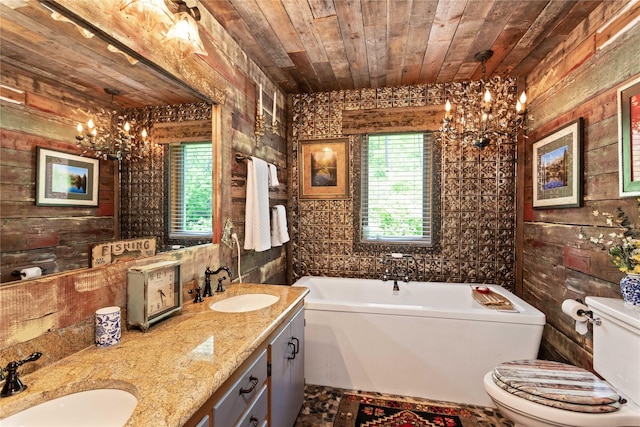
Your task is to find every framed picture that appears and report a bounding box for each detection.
[618,75,640,197]
[36,147,99,206]
[532,118,583,209]
[299,138,350,199]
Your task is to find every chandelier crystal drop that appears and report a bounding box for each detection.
[440,50,527,150]
[75,88,149,161]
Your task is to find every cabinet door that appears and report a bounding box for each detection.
[269,307,304,427]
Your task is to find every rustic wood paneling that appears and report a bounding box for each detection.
[0,105,116,283]
[201,0,608,93]
[522,16,640,371]
[341,105,444,134]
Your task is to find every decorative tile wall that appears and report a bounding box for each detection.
[119,103,212,249]
[290,82,518,291]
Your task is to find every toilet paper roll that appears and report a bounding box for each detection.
[562,299,589,335]
[20,267,42,280]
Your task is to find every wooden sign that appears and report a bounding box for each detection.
[91,237,157,267]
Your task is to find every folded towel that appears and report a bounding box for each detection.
[244,157,271,252]
[271,205,290,247]
[268,163,280,187]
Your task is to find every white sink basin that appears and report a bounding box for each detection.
[210,294,279,312]
[2,388,137,427]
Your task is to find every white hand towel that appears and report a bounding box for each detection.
[271,205,290,247]
[268,163,280,187]
[244,157,271,252]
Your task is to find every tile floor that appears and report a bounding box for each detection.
[294,384,514,427]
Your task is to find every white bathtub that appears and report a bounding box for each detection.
[292,276,545,407]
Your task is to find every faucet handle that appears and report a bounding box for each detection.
[1,352,42,398]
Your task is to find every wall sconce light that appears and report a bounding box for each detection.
[255,84,265,145]
[165,0,207,57]
[119,0,207,57]
[75,88,149,161]
[254,85,280,145]
[441,50,527,150]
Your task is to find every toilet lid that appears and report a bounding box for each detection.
[493,360,622,413]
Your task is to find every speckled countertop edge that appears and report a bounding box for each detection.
[0,283,309,426]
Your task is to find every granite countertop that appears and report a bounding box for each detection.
[0,283,309,426]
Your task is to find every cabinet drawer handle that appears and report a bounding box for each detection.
[291,336,300,354]
[239,376,259,394]
[249,416,259,427]
[287,342,296,360]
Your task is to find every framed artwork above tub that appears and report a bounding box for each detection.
[299,138,350,199]
[618,75,640,197]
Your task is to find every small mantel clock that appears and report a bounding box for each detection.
[127,260,182,332]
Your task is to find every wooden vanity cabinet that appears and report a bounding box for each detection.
[268,307,304,427]
[183,302,304,427]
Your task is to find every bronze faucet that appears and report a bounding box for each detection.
[1,352,42,397]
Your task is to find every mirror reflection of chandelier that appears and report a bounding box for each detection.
[75,88,149,161]
[440,50,528,150]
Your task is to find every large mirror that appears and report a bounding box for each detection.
[0,0,214,283]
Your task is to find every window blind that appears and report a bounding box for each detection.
[361,132,433,245]
[168,142,213,238]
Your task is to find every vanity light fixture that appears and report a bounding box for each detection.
[118,0,175,32]
[441,50,528,150]
[75,88,149,161]
[165,0,207,57]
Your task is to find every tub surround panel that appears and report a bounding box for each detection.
[295,276,545,407]
[0,283,308,427]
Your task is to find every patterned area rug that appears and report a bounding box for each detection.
[333,394,480,427]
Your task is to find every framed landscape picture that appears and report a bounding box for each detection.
[532,118,583,209]
[299,138,349,199]
[618,75,640,197]
[36,147,99,206]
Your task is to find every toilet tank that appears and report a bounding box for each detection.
[586,297,640,406]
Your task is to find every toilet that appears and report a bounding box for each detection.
[484,296,640,427]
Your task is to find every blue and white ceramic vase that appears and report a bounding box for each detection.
[620,274,640,306]
[95,306,121,347]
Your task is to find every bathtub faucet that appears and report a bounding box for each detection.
[381,253,415,290]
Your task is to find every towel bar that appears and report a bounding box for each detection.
[235,154,252,162]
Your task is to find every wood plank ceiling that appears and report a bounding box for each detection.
[199,0,606,94]
[0,0,209,108]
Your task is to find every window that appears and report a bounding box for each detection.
[360,132,434,246]
[168,142,213,238]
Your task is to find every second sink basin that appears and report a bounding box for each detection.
[2,388,137,427]
[210,294,279,312]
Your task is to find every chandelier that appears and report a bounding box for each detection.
[440,50,527,150]
[75,88,149,161]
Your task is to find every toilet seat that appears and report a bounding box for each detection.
[483,372,640,427]
[493,360,621,413]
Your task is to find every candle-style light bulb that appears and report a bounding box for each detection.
[519,91,527,111]
[77,123,83,135]
[444,100,452,121]
[87,119,94,130]
[124,121,131,133]
[141,128,148,139]
[484,88,491,103]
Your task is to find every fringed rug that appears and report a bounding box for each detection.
[333,394,479,427]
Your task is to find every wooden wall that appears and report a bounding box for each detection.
[0,65,116,283]
[522,5,640,368]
